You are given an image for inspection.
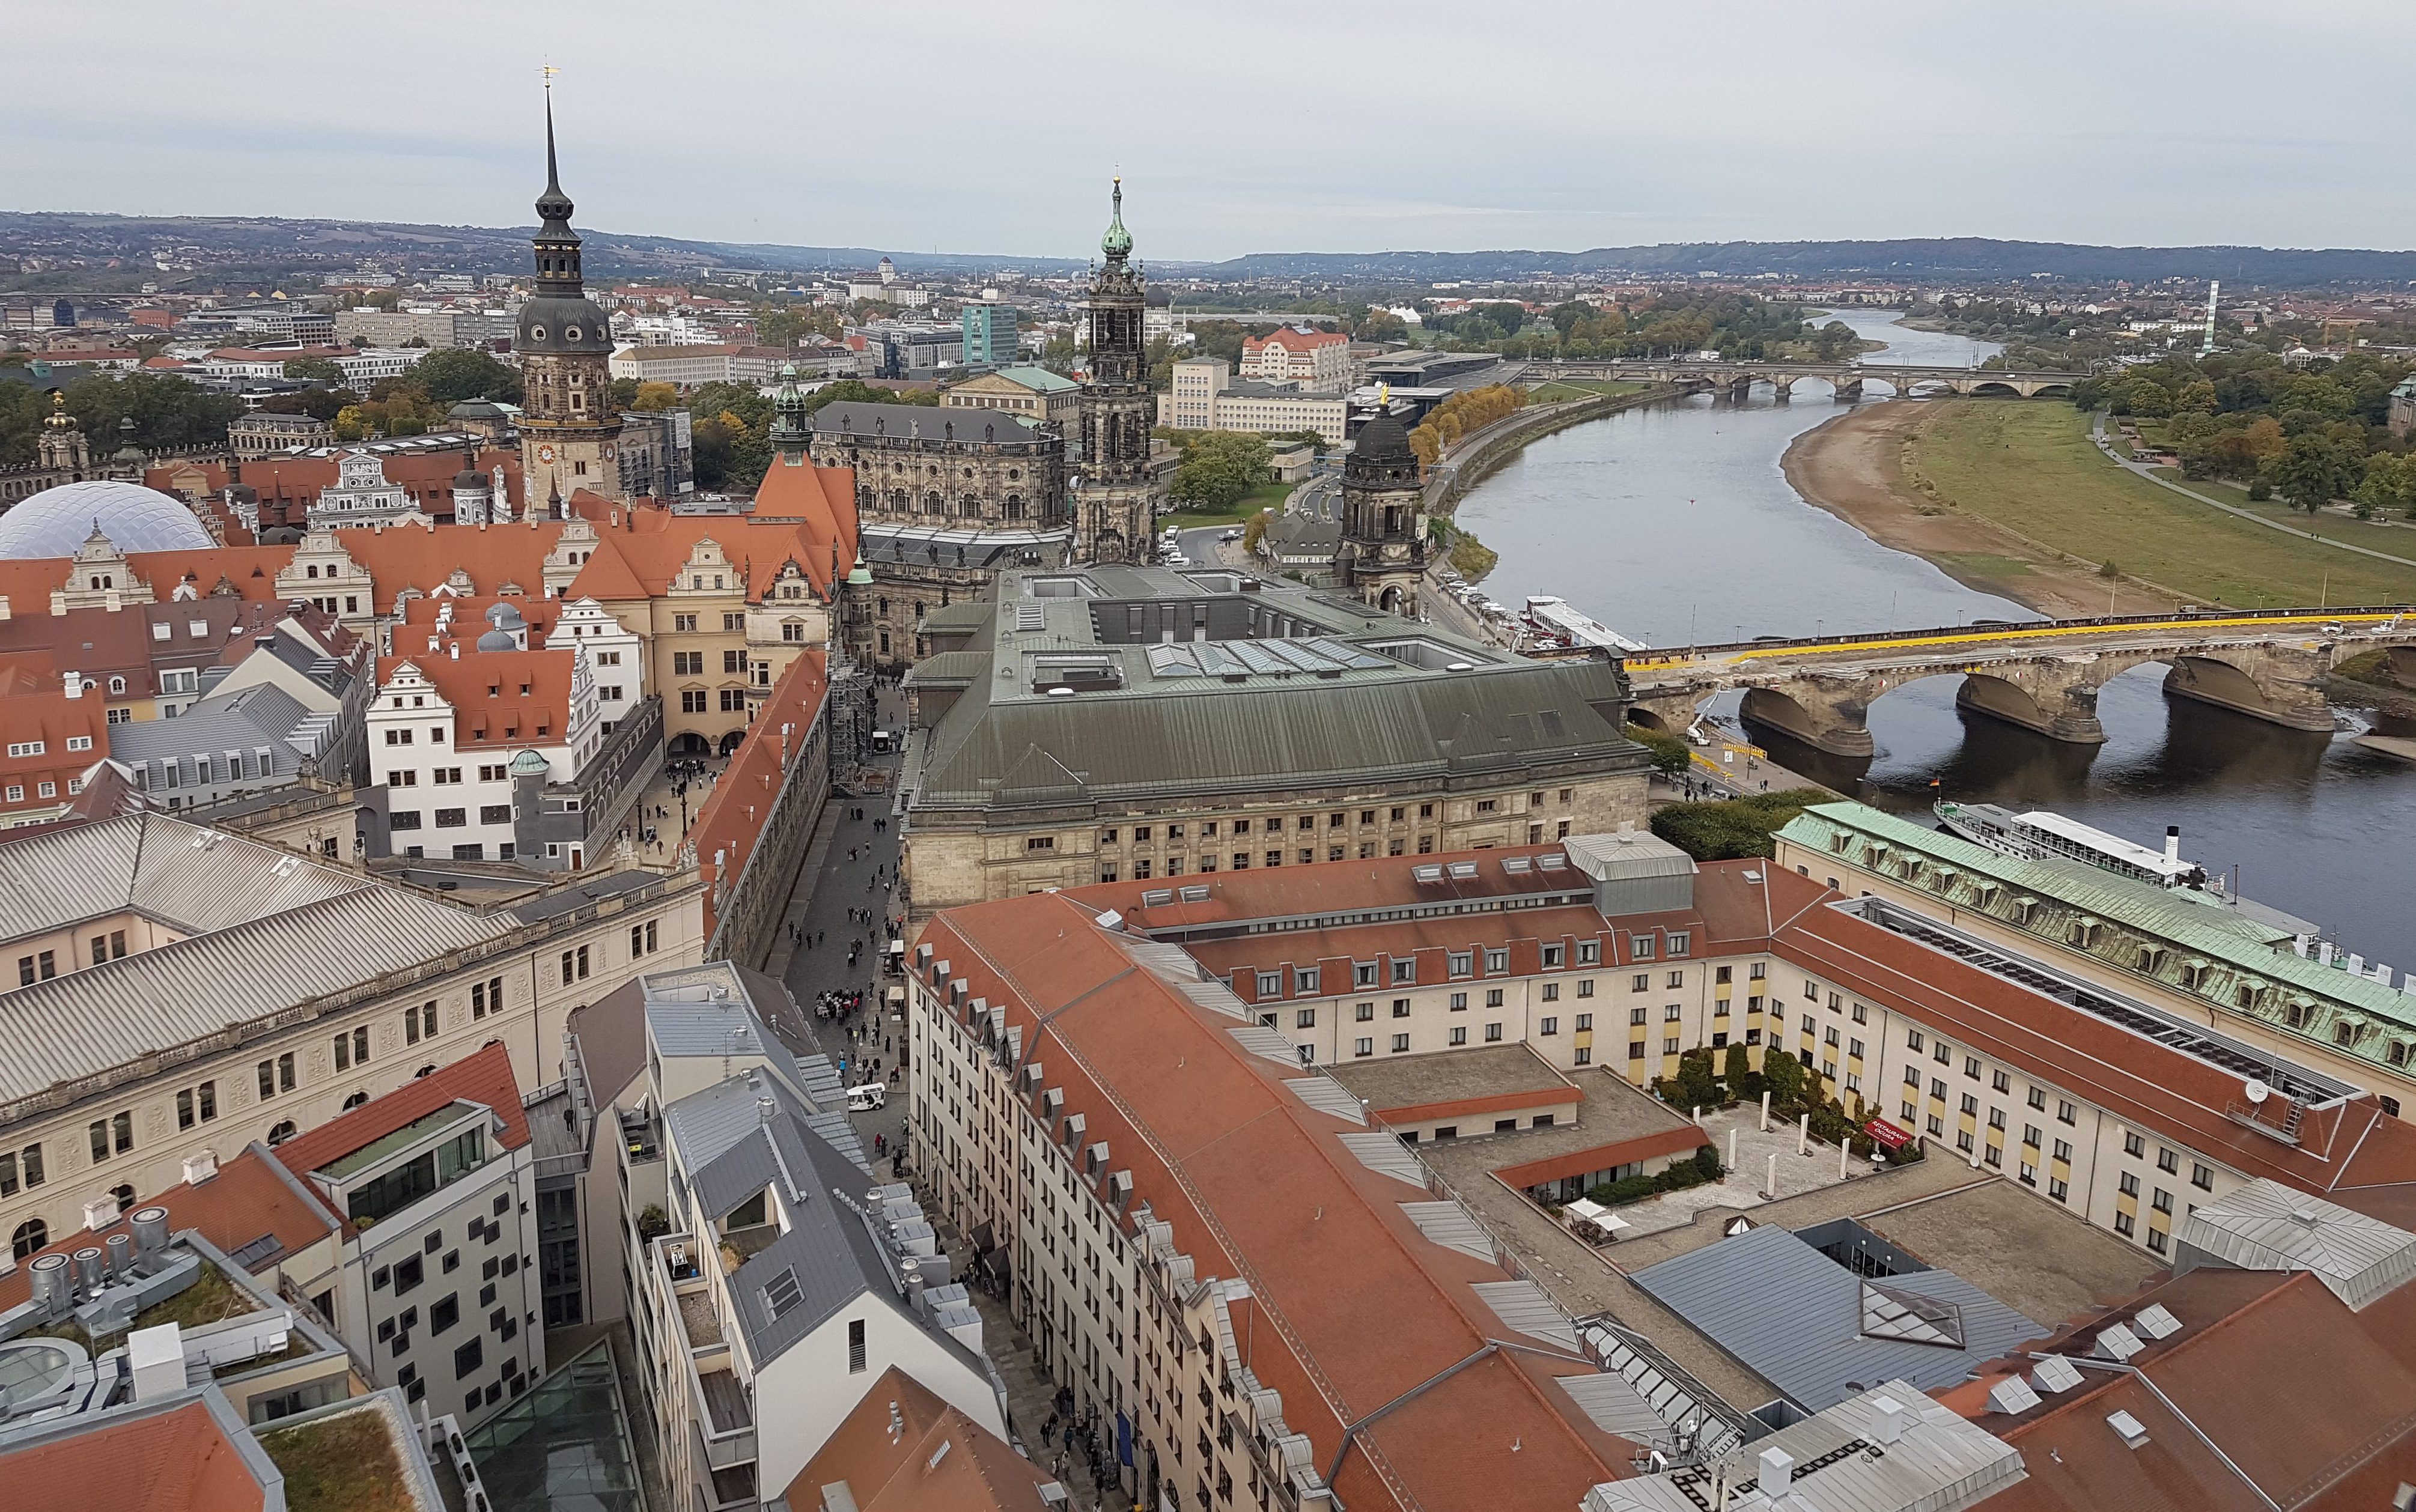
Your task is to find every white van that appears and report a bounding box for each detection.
[845,1084,887,1112]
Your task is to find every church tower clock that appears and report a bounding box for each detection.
[515,90,624,508]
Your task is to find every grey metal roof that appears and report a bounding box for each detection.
[1471,1278,1578,1349]
[1563,830,1699,884]
[109,682,323,766]
[1401,1200,1493,1262]
[1629,1223,2045,1412]
[0,811,365,949]
[1583,1382,2027,1512]
[0,885,510,1106]
[2175,1177,2416,1311]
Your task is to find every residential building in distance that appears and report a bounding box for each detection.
[960,302,1018,368]
[1239,325,1350,390]
[942,365,1082,428]
[856,320,964,378]
[896,563,1651,917]
[332,347,428,390]
[227,410,334,460]
[0,667,109,827]
[808,393,1068,670]
[272,1044,546,1428]
[1157,356,1348,444]
[606,344,791,388]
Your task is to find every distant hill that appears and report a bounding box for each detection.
[5,213,2415,290]
[0,210,1089,285]
[1190,239,2416,287]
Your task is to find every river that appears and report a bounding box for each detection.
[1455,309,2416,965]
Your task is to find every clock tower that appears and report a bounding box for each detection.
[516,90,624,508]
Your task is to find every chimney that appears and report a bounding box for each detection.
[1870,1394,1912,1444]
[63,669,82,699]
[2165,825,2180,864]
[1757,1446,1794,1493]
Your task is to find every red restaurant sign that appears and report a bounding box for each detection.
[1864,1117,1915,1152]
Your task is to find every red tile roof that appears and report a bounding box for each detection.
[785,1367,1056,1512]
[271,1041,529,1187]
[0,1398,270,1512]
[0,1146,339,1311]
[1243,329,1346,353]
[375,648,574,749]
[1967,1266,2416,1512]
[920,893,1645,1512]
[692,648,828,937]
[0,684,110,820]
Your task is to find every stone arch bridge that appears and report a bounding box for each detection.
[1622,610,2416,756]
[1511,357,2087,401]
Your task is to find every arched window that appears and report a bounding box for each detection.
[108,675,126,695]
[267,1120,296,1146]
[11,1218,45,1260]
[1003,495,1025,521]
[924,493,943,516]
[342,1091,368,1111]
[111,1184,135,1214]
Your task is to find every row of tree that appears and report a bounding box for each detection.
[1405,384,1524,467]
[1158,430,1273,512]
[0,370,243,466]
[2078,353,2416,515]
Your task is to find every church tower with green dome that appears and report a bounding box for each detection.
[1074,177,1159,563]
[514,88,625,508]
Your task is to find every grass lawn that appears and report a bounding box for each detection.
[1906,402,2416,608]
[1159,480,1291,530]
[2156,473,2416,555]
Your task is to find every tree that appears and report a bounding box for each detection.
[1629,727,1691,779]
[412,347,523,405]
[333,405,368,442]
[1353,308,1409,343]
[1241,508,1276,552]
[610,377,641,408]
[1649,788,1831,861]
[633,381,679,412]
[2265,433,2365,513]
[1169,431,1271,512]
[2353,451,2416,520]
[283,356,345,384]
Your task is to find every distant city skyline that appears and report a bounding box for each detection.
[13,1,2416,263]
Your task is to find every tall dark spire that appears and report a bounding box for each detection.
[535,87,574,232]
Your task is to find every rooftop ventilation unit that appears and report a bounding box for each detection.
[1446,861,1477,879]
[1536,854,1567,872]
[1411,864,1444,884]
[2033,1355,2084,1394]
[2107,1409,2150,1450]
[2095,1323,2143,1361]
[2132,1304,2182,1340]
[1987,1376,2041,1415]
[1178,884,1211,903]
[1502,856,1532,875]
[1139,889,1173,907]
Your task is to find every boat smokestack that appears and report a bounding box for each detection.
[2165,826,2181,864]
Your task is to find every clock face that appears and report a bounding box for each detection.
[536,444,558,464]
[602,442,616,458]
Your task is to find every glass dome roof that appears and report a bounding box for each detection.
[0,479,215,560]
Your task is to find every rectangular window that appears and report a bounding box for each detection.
[1450,1027,1468,1046]
[454,1338,483,1379]
[2192,1162,2214,1191]
[1449,992,1467,1011]
[1354,1038,1373,1058]
[1355,1002,1374,1022]
[1485,988,1503,1008]
[1539,1017,1559,1036]
[1295,1008,1316,1029]
[1390,1033,1410,1053]
[1485,1022,1503,1042]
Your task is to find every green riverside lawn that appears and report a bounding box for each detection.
[1908,402,2416,609]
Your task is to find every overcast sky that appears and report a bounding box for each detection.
[14,1,2414,263]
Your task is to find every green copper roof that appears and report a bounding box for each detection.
[1100,177,1133,259]
[1776,801,2416,1071]
[995,365,1079,392]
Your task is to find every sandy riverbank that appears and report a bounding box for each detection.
[1780,400,2173,619]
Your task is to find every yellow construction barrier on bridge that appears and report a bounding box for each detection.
[1625,610,2407,673]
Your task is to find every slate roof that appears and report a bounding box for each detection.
[909,568,1644,811]
[108,681,328,766]
[1628,1222,2046,1412]
[814,401,1041,445]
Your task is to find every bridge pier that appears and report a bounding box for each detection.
[1831,376,1863,402]
[1771,377,1795,404]
[2163,653,2337,733]
[1739,685,1875,758]
[1955,672,2106,745]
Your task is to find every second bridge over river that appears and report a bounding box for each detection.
[1509,356,2087,400]
[1619,609,2416,756]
